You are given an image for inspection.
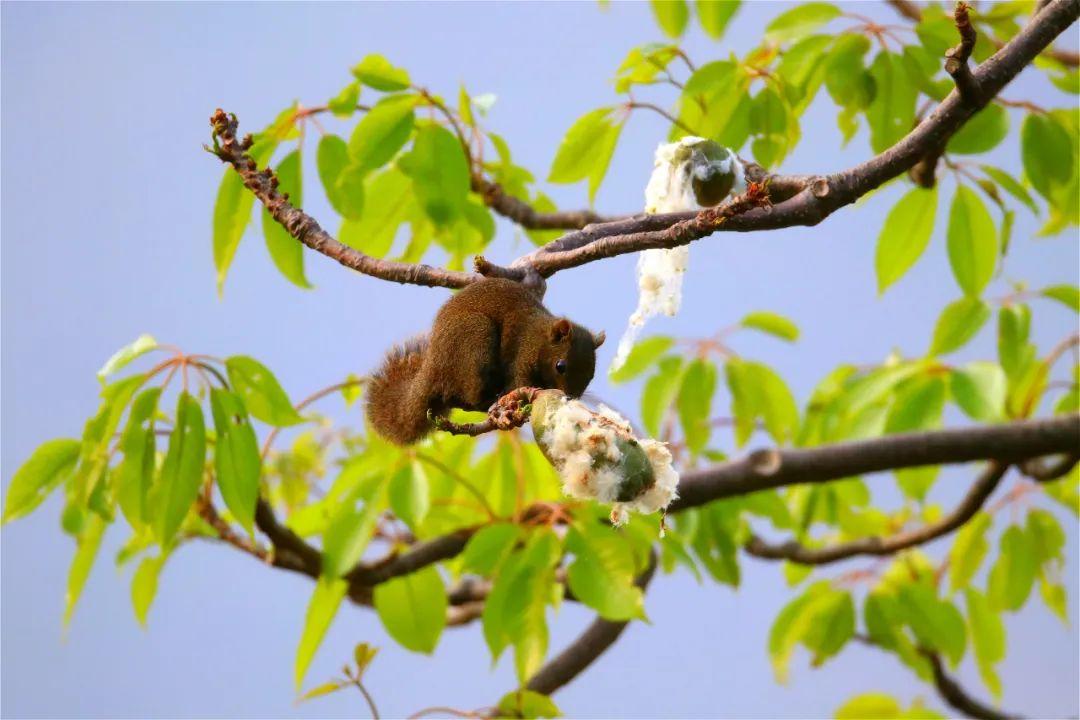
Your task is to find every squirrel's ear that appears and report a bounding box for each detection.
[593,330,606,348]
[550,318,572,342]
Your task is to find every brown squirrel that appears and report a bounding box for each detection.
[366,278,605,445]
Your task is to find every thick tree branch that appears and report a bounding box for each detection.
[945,2,981,102]
[208,110,477,289]
[510,0,1079,278]
[670,414,1080,513]
[523,550,658,697]
[743,462,1009,565]
[924,651,1023,720]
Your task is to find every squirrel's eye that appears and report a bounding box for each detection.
[555,359,567,374]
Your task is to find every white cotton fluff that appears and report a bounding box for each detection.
[610,137,746,372]
[532,392,679,529]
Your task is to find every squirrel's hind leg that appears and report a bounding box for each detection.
[427,312,501,411]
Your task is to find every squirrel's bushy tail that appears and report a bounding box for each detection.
[365,337,432,445]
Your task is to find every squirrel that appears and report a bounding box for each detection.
[366,278,605,445]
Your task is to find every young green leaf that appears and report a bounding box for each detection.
[131,554,165,628]
[997,304,1031,378]
[374,566,448,654]
[339,167,414,258]
[225,356,303,427]
[294,576,348,690]
[987,525,1037,612]
[116,387,163,527]
[764,2,840,44]
[399,125,470,226]
[875,187,938,293]
[948,512,991,593]
[898,583,967,666]
[950,362,1006,422]
[696,0,739,39]
[321,479,385,579]
[609,336,675,383]
[496,690,562,720]
[929,297,991,356]
[548,108,617,185]
[865,52,917,154]
[641,356,685,437]
[3,438,80,525]
[154,392,207,549]
[1021,113,1075,201]
[97,334,158,381]
[965,588,1005,700]
[835,694,901,720]
[462,523,523,576]
[979,165,1039,215]
[565,524,645,621]
[348,94,416,175]
[678,358,717,455]
[327,81,361,118]
[388,462,430,532]
[946,186,997,297]
[317,135,364,219]
[947,104,1009,155]
[351,54,411,91]
[1041,284,1080,313]
[209,389,261,536]
[741,311,800,342]
[650,0,689,38]
[825,34,874,109]
[63,512,107,627]
[262,150,310,289]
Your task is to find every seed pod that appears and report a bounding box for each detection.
[530,390,678,527]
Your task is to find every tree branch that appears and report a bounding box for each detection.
[945,2,981,102]
[743,462,1009,565]
[509,0,1079,277]
[208,110,477,290]
[474,178,622,230]
[670,414,1080,513]
[522,550,658,697]
[924,651,1023,720]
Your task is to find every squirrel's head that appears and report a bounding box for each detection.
[539,318,605,398]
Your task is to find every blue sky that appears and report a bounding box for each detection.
[2,2,1077,718]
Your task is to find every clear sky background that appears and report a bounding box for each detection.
[2,2,1077,718]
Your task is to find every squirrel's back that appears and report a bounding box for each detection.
[365,336,432,445]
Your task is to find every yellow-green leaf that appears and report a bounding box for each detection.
[225,355,303,427]
[294,576,348,690]
[351,54,411,91]
[946,186,998,296]
[875,187,938,293]
[373,566,447,654]
[262,150,310,289]
[154,392,207,549]
[209,389,261,536]
[929,297,991,356]
[3,438,80,525]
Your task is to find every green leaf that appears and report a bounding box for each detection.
[213,138,277,293]
[339,167,414,258]
[1041,284,1080,313]
[741,311,799,342]
[965,588,1005,700]
[565,524,645,621]
[802,589,855,666]
[650,0,689,37]
[988,525,1037,612]
[946,186,997,296]
[764,2,840,44]
[886,375,946,500]
[347,94,416,175]
[641,356,685,437]
[3,438,80,524]
[327,81,360,118]
[696,0,739,39]
[399,125,470,226]
[351,54,411,91]
[462,523,523,576]
[388,461,430,532]
[375,566,447,654]
[116,387,162,527]
[496,690,562,719]
[979,165,1039,215]
[875,187,937,293]
[947,104,1009,155]
[97,334,157,381]
[825,34,874,109]
[322,478,385,579]
[353,642,378,678]
[609,336,675,383]
[261,150,310,289]
[294,576,348,690]
[64,512,107,627]
[296,681,346,704]
[225,356,303,427]
[131,554,165,628]
[678,358,717,454]
[1021,113,1075,201]
[1039,577,1068,624]
[154,392,207,549]
[835,693,901,719]
[929,297,991,356]
[1026,508,1065,566]
[948,512,991,593]
[950,362,1006,422]
[317,135,364,219]
[898,583,967,666]
[727,360,799,446]
[997,304,1031,378]
[865,52,917,154]
[209,389,261,536]
[549,109,612,184]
